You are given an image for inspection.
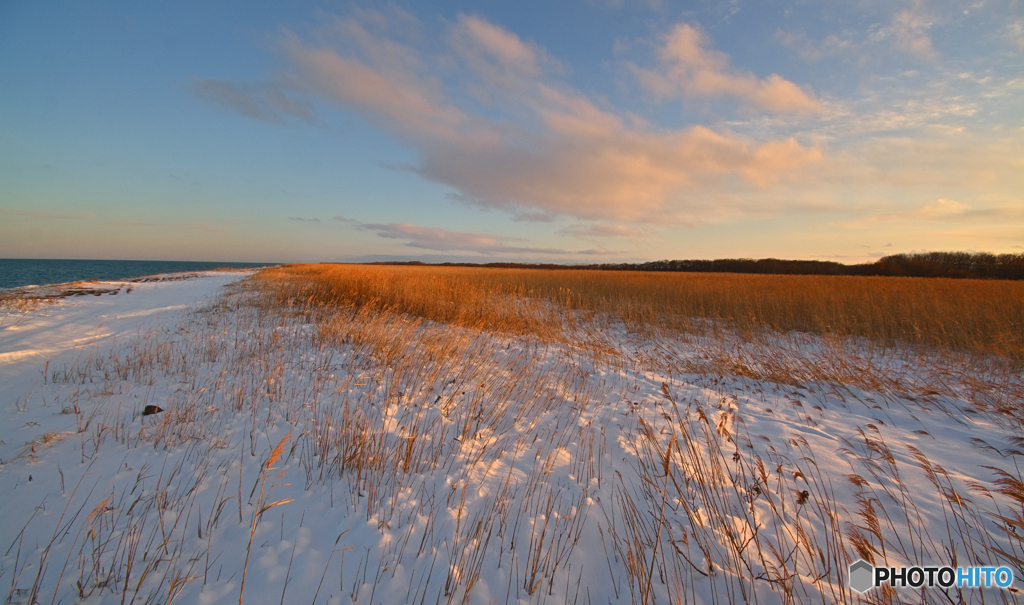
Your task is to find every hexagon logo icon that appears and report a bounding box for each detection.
[849,559,875,594]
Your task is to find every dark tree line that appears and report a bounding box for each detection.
[370,252,1024,280]
[866,252,1024,279]
[586,253,1024,279]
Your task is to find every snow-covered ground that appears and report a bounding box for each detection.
[1,272,1021,604]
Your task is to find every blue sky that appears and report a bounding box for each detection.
[1,0,1021,263]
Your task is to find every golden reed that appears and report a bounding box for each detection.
[259,264,1024,361]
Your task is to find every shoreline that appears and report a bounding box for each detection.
[0,259,274,291]
[1,270,232,301]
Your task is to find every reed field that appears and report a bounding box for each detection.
[266,264,1024,359]
[1,266,1023,605]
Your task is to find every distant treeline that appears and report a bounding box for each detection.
[593,252,1024,279]
[370,252,1024,280]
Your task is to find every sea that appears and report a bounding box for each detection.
[0,259,273,290]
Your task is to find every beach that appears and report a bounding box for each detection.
[1,268,1021,604]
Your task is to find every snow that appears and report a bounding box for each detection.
[1,272,1021,604]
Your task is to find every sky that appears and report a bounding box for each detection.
[1,0,1021,264]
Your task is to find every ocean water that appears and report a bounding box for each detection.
[0,259,272,290]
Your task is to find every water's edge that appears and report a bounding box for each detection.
[0,259,272,290]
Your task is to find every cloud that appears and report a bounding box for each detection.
[814,134,1024,192]
[276,14,822,224]
[112,219,226,232]
[189,79,314,124]
[0,207,95,220]
[777,2,946,67]
[889,5,937,59]
[417,126,821,222]
[868,0,937,60]
[1006,18,1024,50]
[586,0,665,9]
[775,29,855,62]
[288,216,321,222]
[449,14,552,87]
[335,216,581,255]
[506,209,557,223]
[279,13,497,144]
[632,23,823,113]
[905,198,970,220]
[842,198,1024,229]
[561,223,647,238]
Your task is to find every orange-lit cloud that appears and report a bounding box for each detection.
[450,14,550,86]
[633,23,823,113]
[278,14,822,224]
[283,26,477,143]
[417,126,821,222]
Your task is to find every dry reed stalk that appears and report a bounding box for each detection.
[239,432,293,605]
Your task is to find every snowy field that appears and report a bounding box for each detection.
[1,271,1022,604]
